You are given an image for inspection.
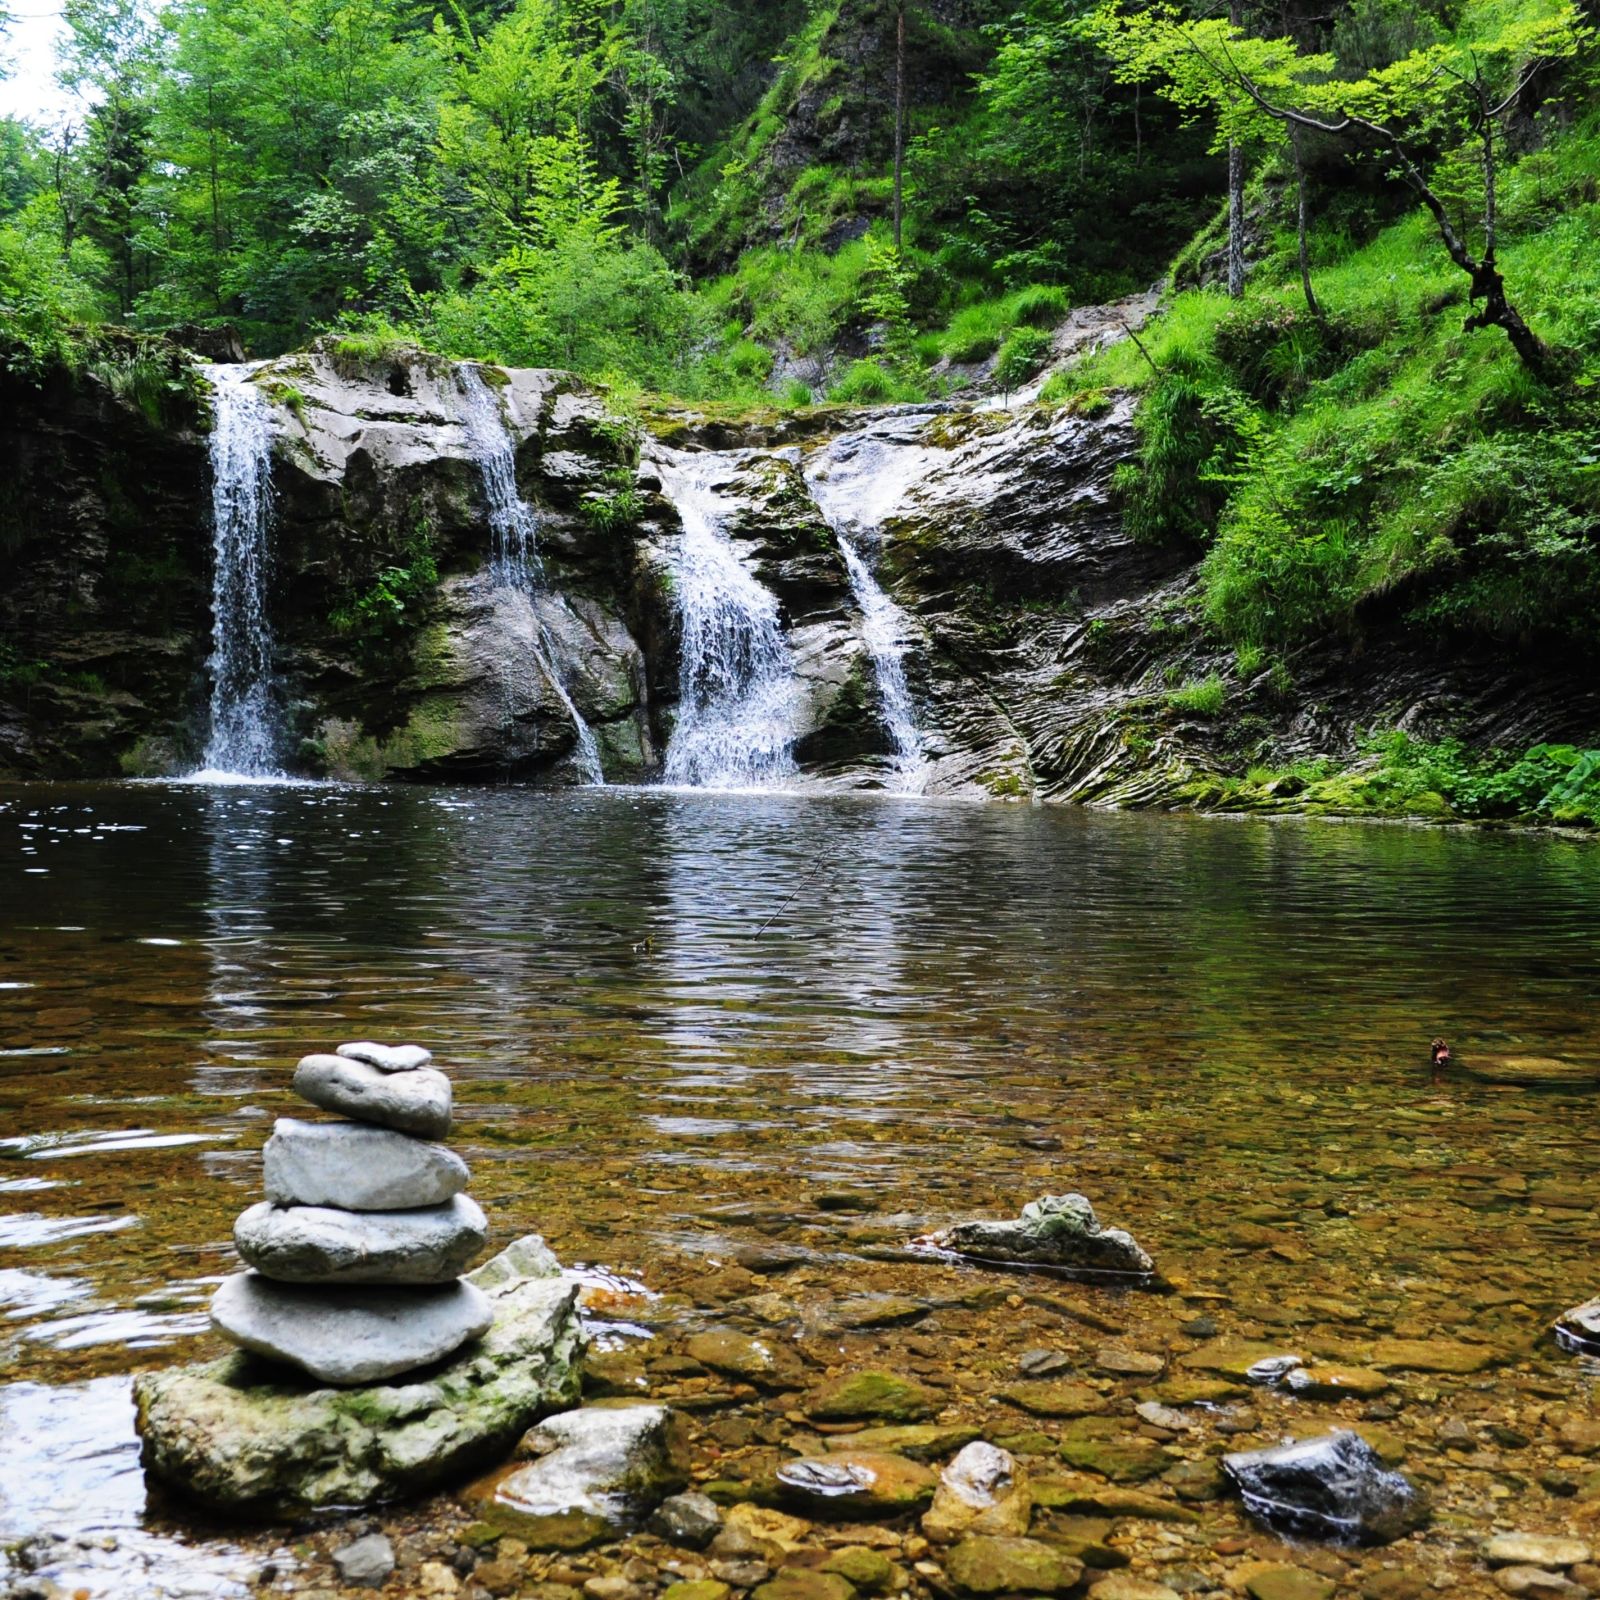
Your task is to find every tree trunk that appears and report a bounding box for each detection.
[1292,125,1320,322]
[1227,140,1245,297]
[893,0,906,250]
[1226,0,1245,298]
[1464,262,1551,375]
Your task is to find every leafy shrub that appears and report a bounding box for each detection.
[1353,733,1600,824]
[1212,300,1358,405]
[0,200,105,377]
[330,525,439,644]
[994,325,1053,390]
[581,468,645,533]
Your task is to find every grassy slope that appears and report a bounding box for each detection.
[1040,116,1600,827]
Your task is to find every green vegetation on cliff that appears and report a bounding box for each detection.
[4,0,1600,811]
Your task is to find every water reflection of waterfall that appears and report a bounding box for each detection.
[805,421,936,792]
[643,794,934,1222]
[196,365,281,778]
[654,451,802,790]
[456,367,604,785]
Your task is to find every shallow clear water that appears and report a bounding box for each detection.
[3,782,1599,1584]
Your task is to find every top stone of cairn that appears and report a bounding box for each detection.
[337,1040,433,1073]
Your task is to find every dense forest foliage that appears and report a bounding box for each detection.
[2,0,1598,671]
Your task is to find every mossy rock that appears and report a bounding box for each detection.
[822,1424,980,1462]
[1056,1418,1171,1483]
[803,1371,939,1423]
[942,1535,1084,1596]
[822,1547,894,1591]
[751,1572,856,1600]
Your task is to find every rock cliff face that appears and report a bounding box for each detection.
[4,343,1598,800]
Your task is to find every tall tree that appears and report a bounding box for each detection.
[59,0,163,314]
[893,0,906,248]
[1225,0,1244,297]
[1085,1,1590,371]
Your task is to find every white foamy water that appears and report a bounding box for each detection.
[195,366,282,780]
[804,421,934,791]
[457,366,604,784]
[654,451,802,790]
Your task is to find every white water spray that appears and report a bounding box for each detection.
[457,367,604,784]
[805,427,931,791]
[656,451,802,789]
[196,365,282,778]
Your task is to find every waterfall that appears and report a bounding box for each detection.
[804,427,931,791]
[655,450,801,789]
[456,367,604,785]
[834,536,926,788]
[197,365,282,778]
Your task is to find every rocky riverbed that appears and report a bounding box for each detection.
[4,786,1600,1600]
[21,1228,1593,1600]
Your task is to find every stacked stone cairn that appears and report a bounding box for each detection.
[210,1040,493,1386]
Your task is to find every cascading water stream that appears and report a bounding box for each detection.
[804,423,933,791]
[196,365,282,779]
[456,367,604,785]
[655,450,802,789]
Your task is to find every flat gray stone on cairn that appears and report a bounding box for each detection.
[337,1040,433,1072]
[211,1273,494,1383]
[293,1052,452,1138]
[264,1116,468,1211]
[234,1194,488,1284]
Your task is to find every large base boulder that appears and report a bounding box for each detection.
[134,1237,584,1515]
[917,1194,1155,1278]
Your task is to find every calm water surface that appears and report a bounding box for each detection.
[2,783,1599,1585]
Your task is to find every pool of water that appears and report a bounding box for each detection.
[3,782,1599,1589]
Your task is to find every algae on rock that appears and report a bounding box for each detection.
[133,1238,584,1515]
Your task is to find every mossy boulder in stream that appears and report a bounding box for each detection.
[133,1237,584,1515]
[919,1193,1155,1278]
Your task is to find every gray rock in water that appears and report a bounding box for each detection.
[921,1193,1154,1277]
[1222,1429,1428,1545]
[1554,1296,1600,1356]
[137,1239,583,1513]
[234,1195,487,1285]
[472,1233,562,1288]
[263,1117,468,1211]
[332,1533,395,1588]
[293,1053,452,1138]
[489,1403,686,1532]
[649,1490,724,1548]
[337,1041,433,1073]
[210,1272,493,1383]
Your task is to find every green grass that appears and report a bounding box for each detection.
[921,283,1070,364]
[1166,673,1225,715]
[1049,124,1600,652]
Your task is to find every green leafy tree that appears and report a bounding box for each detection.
[147,0,445,342]
[1084,0,1592,372]
[434,0,609,251]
